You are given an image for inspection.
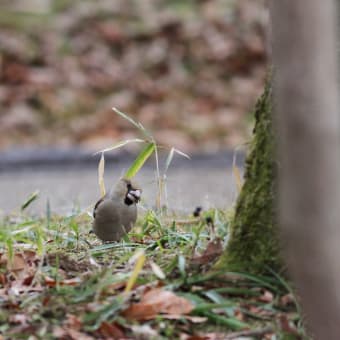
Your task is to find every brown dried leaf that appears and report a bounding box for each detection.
[65,314,82,331]
[54,327,94,340]
[6,253,26,272]
[123,288,194,321]
[98,321,125,339]
[191,238,223,265]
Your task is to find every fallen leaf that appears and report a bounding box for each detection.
[98,321,125,339]
[65,314,82,331]
[191,238,223,265]
[123,288,194,320]
[0,274,7,286]
[5,253,26,272]
[53,326,95,340]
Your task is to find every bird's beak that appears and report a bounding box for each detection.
[127,189,141,203]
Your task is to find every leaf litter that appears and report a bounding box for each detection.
[0,209,306,339]
[0,0,267,152]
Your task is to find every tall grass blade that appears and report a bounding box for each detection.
[164,147,175,174]
[232,148,243,193]
[124,142,155,179]
[124,249,146,294]
[95,139,145,154]
[112,107,140,129]
[174,148,190,159]
[98,153,106,197]
[113,107,153,138]
[233,164,243,193]
[21,190,40,211]
[164,147,190,174]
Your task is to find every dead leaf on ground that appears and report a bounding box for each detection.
[53,326,95,340]
[122,288,194,321]
[1,253,26,272]
[65,314,82,331]
[0,251,40,286]
[45,253,93,273]
[98,321,125,339]
[191,238,223,265]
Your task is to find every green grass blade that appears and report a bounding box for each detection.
[226,272,279,292]
[124,142,155,179]
[112,108,152,139]
[200,311,249,330]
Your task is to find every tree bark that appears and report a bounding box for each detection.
[215,80,282,274]
[272,0,340,338]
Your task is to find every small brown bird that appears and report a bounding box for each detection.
[93,178,142,242]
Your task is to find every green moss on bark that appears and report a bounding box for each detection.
[216,81,281,274]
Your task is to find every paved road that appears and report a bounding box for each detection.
[0,149,244,216]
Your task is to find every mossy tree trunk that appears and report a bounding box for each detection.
[216,81,281,274]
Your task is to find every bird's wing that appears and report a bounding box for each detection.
[93,194,109,218]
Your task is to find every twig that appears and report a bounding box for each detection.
[225,326,274,339]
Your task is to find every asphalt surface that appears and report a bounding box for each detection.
[0,148,244,216]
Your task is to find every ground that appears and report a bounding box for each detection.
[0,206,306,339]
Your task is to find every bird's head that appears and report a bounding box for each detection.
[114,178,142,206]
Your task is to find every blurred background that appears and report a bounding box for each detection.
[0,0,268,214]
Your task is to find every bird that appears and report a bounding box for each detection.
[92,178,142,242]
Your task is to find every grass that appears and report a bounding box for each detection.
[0,206,306,339]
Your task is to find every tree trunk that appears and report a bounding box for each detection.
[272,0,340,338]
[215,80,282,274]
